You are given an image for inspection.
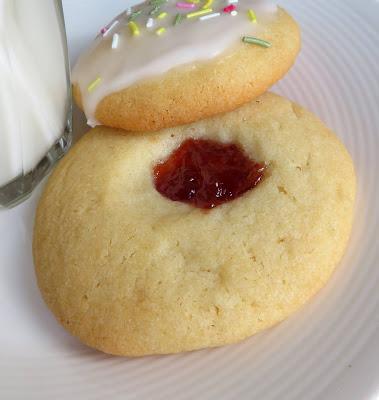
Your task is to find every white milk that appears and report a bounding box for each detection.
[0,0,69,186]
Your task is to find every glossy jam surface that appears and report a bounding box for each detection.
[154,139,265,209]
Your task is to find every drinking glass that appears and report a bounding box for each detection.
[0,0,72,208]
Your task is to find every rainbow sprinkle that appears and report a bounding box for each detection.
[223,4,236,13]
[111,33,119,49]
[176,2,196,9]
[128,9,143,21]
[87,77,102,92]
[199,12,220,20]
[100,20,119,36]
[95,0,276,43]
[146,17,154,28]
[94,1,275,52]
[242,36,272,48]
[156,27,167,35]
[174,13,185,25]
[248,9,257,23]
[149,6,161,16]
[150,0,167,5]
[202,0,213,9]
[105,20,119,36]
[128,21,140,36]
[187,8,213,18]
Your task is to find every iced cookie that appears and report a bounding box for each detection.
[72,1,301,131]
[33,93,355,356]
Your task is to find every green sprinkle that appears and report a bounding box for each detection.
[147,0,167,17]
[128,9,143,21]
[149,0,167,6]
[174,13,184,26]
[149,6,161,16]
[242,36,272,48]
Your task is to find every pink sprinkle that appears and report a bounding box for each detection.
[100,27,107,35]
[176,2,196,9]
[223,4,236,13]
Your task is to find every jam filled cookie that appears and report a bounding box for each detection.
[72,1,300,131]
[33,93,355,356]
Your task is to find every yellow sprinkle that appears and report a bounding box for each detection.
[248,9,257,23]
[187,0,200,3]
[156,27,166,35]
[187,8,212,18]
[87,77,102,93]
[157,11,168,19]
[202,0,213,9]
[128,21,140,36]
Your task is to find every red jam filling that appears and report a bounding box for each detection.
[153,138,265,209]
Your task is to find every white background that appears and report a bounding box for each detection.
[0,1,378,399]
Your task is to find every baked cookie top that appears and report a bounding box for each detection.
[33,93,355,356]
[72,1,299,129]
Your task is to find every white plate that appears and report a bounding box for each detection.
[1,1,378,399]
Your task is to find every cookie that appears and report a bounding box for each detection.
[33,93,356,356]
[72,1,300,131]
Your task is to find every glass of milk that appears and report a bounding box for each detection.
[0,0,72,208]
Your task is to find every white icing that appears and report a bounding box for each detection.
[0,0,69,186]
[72,0,278,127]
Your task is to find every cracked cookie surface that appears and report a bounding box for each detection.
[33,93,356,356]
